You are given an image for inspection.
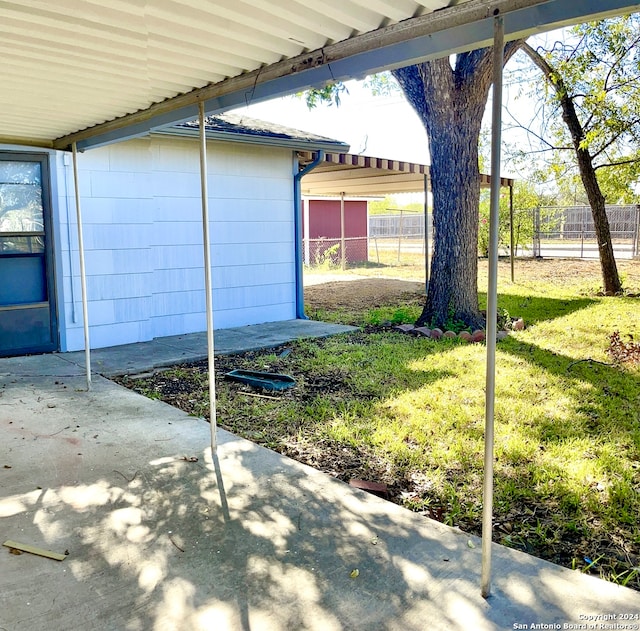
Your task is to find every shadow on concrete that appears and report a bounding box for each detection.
[2,371,639,631]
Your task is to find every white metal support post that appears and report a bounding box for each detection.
[198,102,218,454]
[481,14,504,599]
[340,192,346,270]
[71,143,92,391]
[423,173,430,292]
[509,183,514,282]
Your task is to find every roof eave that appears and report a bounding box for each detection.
[152,126,349,153]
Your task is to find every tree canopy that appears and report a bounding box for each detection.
[514,15,640,293]
[510,17,640,196]
[301,15,640,315]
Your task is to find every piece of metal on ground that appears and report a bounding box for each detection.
[225,369,296,391]
[3,540,66,561]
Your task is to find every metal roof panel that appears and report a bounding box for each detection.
[1,0,636,149]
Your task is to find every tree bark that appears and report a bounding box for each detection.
[522,43,622,295]
[393,44,521,329]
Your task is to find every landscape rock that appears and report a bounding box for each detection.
[471,330,486,343]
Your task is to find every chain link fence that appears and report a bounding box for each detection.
[368,211,430,263]
[531,205,640,260]
[303,236,369,268]
[303,205,640,269]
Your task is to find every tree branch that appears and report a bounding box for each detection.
[503,103,568,151]
[521,42,561,90]
[591,117,640,160]
[593,156,640,171]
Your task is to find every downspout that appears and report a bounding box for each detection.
[293,150,324,319]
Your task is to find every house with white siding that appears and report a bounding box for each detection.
[0,115,347,357]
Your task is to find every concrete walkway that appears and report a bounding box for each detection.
[1,323,639,630]
[60,319,359,377]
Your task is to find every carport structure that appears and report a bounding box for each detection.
[298,149,515,280]
[298,151,514,197]
[2,0,638,600]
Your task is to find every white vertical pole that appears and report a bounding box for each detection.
[198,102,217,454]
[71,143,91,391]
[509,183,515,282]
[481,14,504,599]
[424,173,430,292]
[340,192,346,270]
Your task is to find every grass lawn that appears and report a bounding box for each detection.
[119,257,640,590]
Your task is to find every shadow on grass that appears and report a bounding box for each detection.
[499,336,639,441]
[478,292,598,326]
[492,335,640,575]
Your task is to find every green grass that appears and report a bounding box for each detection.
[122,258,640,590]
[304,270,640,585]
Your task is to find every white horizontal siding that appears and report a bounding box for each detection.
[214,302,295,329]
[212,242,293,266]
[54,135,296,351]
[150,313,207,338]
[215,263,294,288]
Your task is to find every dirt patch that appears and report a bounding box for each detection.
[305,277,425,311]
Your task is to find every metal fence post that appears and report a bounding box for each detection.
[580,206,585,259]
[631,206,640,259]
[424,174,430,291]
[397,209,403,263]
[340,192,346,270]
[533,207,540,258]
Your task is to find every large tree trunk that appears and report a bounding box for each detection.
[562,99,622,294]
[393,45,521,329]
[523,43,622,295]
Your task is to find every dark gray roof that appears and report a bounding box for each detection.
[166,113,349,152]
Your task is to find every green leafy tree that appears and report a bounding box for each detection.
[368,196,393,215]
[518,15,640,294]
[305,44,522,329]
[478,181,541,257]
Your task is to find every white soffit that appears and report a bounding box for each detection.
[298,151,514,196]
[1,0,638,151]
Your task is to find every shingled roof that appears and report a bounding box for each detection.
[163,113,349,152]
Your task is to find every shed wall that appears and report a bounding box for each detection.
[303,199,368,264]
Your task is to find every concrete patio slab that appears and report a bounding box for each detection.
[1,364,639,631]
[58,320,357,377]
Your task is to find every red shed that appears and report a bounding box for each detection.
[302,198,369,265]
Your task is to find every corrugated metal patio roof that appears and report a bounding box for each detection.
[298,150,513,196]
[2,0,636,152]
[0,0,454,147]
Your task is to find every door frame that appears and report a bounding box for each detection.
[0,151,58,356]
